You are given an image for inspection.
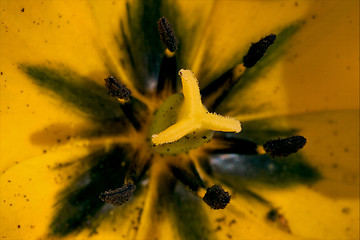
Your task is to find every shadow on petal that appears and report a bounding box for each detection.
[208,153,320,188]
[215,110,359,199]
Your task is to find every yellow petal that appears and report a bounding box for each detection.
[0,0,358,239]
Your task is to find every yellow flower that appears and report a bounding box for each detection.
[0,0,358,240]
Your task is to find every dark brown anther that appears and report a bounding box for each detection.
[243,34,276,68]
[203,185,231,210]
[104,76,131,100]
[156,17,178,95]
[99,183,136,206]
[157,17,177,52]
[263,135,307,157]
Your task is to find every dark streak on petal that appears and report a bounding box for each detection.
[209,153,320,186]
[118,21,136,69]
[115,0,170,92]
[20,64,124,122]
[50,145,135,236]
[170,185,214,240]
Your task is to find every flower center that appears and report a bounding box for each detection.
[99,17,307,212]
[150,69,241,154]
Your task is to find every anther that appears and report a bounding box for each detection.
[157,17,177,53]
[243,34,276,68]
[104,76,148,130]
[263,135,307,157]
[99,183,136,206]
[203,185,231,210]
[104,76,131,100]
[157,17,178,95]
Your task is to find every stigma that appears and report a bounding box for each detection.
[152,69,241,145]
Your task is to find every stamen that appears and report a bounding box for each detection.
[263,135,307,157]
[118,97,148,130]
[104,76,148,130]
[125,152,152,184]
[168,161,205,192]
[104,76,131,100]
[208,134,259,155]
[201,64,246,111]
[157,17,178,95]
[201,34,276,111]
[157,17,177,53]
[201,64,244,98]
[203,185,231,210]
[243,34,276,68]
[99,183,136,206]
[156,51,177,95]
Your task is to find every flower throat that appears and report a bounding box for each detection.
[101,17,306,211]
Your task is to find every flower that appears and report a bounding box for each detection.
[0,0,359,239]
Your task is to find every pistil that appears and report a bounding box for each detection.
[152,69,241,146]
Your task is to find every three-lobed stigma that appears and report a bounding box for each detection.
[152,69,241,145]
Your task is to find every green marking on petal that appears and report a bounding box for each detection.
[20,64,124,121]
[170,185,215,240]
[116,0,179,92]
[50,145,133,236]
[209,153,320,187]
